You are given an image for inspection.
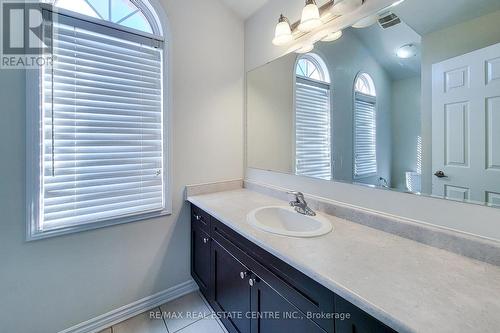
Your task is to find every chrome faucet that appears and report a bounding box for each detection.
[287,191,316,216]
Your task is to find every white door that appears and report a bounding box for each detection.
[432,43,500,206]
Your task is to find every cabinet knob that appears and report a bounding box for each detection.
[240,271,248,279]
[194,214,201,221]
[248,278,256,287]
[203,237,209,244]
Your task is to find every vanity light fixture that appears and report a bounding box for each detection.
[272,0,365,47]
[298,0,322,32]
[331,0,363,16]
[396,43,417,58]
[272,14,293,46]
[321,30,343,42]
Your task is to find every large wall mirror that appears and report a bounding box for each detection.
[247,0,500,208]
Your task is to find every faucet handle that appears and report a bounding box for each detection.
[287,191,305,203]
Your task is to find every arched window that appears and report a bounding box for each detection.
[354,72,376,96]
[54,0,159,34]
[296,54,331,83]
[28,0,169,239]
[295,54,332,181]
[354,73,377,178]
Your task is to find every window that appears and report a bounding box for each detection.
[27,1,168,240]
[295,54,332,181]
[54,0,157,34]
[354,73,377,178]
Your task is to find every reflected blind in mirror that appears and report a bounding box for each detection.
[354,93,377,178]
[295,78,332,181]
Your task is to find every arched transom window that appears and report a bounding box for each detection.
[295,53,332,181]
[355,72,376,96]
[54,0,157,34]
[296,54,331,83]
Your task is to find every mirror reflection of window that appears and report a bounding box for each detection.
[353,73,377,179]
[295,54,332,181]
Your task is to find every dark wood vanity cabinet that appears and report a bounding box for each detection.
[190,206,212,299]
[190,204,397,333]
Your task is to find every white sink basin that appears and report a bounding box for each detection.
[247,206,333,238]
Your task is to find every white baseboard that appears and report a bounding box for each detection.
[58,280,198,333]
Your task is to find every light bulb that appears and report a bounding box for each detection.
[298,0,322,32]
[272,14,293,46]
[321,30,343,42]
[331,0,363,16]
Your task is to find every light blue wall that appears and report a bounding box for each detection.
[391,76,421,190]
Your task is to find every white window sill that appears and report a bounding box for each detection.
[26,209,172,242]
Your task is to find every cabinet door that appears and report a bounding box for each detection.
[212,241,252,333]
[250,276,325,333]
[335,296,396,333]
[191,224,211,300]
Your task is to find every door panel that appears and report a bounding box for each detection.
[487,191,500,207]
[432,42,500,204]
[212,241,252,333]
[486,57,500,84]
[251,276,324,333]
[487,97,500,169]
[444,102,469,166]
[445,185,470,201]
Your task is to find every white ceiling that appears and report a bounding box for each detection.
[353,21,422,81]
[220,0,270,19]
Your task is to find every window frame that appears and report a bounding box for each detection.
[26,0,171,241]
[353,72,378,180]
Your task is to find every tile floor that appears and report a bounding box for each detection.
[98,291,227,333]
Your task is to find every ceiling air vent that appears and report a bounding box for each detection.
[378,11,401,29]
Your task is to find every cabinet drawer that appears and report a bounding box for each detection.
[212,218,334,333]
[191,205,211,233]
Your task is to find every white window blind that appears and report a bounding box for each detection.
[41,18,165,231]
[354,92,377,178]
[295,78,332,181]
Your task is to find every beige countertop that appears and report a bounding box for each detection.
[187,189,500,333]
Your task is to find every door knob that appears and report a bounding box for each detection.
[434,171,448,178]
[248,278,256,287]
[203,237,209,244]
[240,271,248,279]
[194,214,201,221]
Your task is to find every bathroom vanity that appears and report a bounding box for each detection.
[190,204,394,333]
[187,186,500,333]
